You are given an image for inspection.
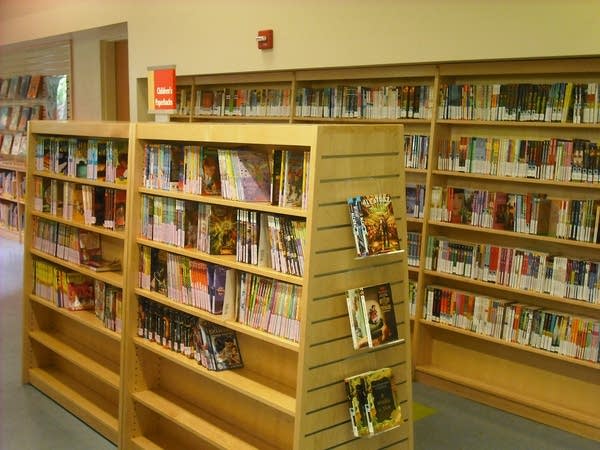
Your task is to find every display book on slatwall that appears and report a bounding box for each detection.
[415,58,600,442]
[21,120,132,445]
[344,191,405,438]
[120,122,413,450]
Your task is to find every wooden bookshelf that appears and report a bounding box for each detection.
[413,58,600,441]
[146,57,600,442]
[0,157,26,241]
[22,120,133,445]
[121,122,413,449]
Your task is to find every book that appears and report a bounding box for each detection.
[234,149,271,201]
[357,194,401,256]
[27,75,42,99]
[360,282,399,346]
[346,287,371,349]
[344,367,402,437]
[362,367,402,434]
[201,321,244,371]
[281,150,305,208]
[0,134,13,155]
[208,205,237,255]
[344,373,371,437]
[201,147,221,195]
[64,272,95,311]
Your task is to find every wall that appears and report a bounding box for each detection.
[2,0,600,118]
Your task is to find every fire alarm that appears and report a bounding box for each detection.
[256,29,273,50]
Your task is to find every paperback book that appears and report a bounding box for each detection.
[348,193,401,256]
[347,282,399,348]
[344,367,402,437]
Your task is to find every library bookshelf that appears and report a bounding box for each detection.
[21,120,133,444]
[140,56,600,441]
[414,58,600,441]
[121,122,413,449]
[0,157,26,241]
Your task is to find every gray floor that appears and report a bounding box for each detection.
[1,236,598,449]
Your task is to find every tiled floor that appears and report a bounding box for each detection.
[1,236,598,449]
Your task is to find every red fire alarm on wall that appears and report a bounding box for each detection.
[256,29,273,50]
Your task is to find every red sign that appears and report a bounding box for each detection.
[148,65,176,113]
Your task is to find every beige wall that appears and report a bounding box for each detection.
[2,0,600,118]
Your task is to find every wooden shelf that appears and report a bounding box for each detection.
[123,122,413,449]
[134,337,296,415]
[135,287,300,352]
[23,120,132,447]
[132,389,280,450]
[432,170,600,190]
[423,269,600,311]
[29,294,121,342]
[436,119,600,129]
[30,248,124,288]
[415,365,600,432]
[136,237,304,287]
[29,367,119,443]
[137,187,308,218]
[29,329,120,389]
[31,210,127,240]
[30,170,128,190]
[428,220,600,250]
[420,319,600,370]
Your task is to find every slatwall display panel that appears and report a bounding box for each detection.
[0,39,72,119]
[295,124,413,449]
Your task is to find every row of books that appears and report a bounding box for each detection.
[425,235,600,305]
[237,272,302,342]
[348,193,402,257]
[142,143,309,208]
[33,178,126,231]
[424,286,600,363]
[0,74,43,100]
[0,105,40,132]
[138,245,232,315]
[346,282,400,350]
[294,84,433,120]
[406,184,425,219]
[192,87,291,117]
[0,202,20,231]
[93,280,123,333]
[438,136,600,184]
[35,136,128,183]
[406,231,421,267]
[0,133,28,156]
[344,367,402,437]
[430,186,600,243]
[404,134,429,170]
[437,81,600,123]
[32,258,96,311]
[140,195,306,276]
[0,170,20,198]
[31,217,121,272]
[137,297,244,371]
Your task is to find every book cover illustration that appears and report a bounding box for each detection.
[281,150,305,208]
[361,282,399,347]
[208,205,237,255]
[205,323,244,371]
[356,193,401,256]
[235,150,271,201]
[363,367,402,434]
[201,147,221,195]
